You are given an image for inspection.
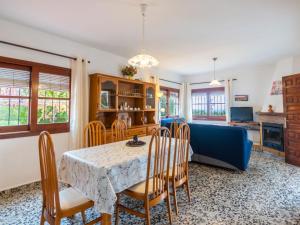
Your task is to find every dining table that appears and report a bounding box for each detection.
[58,135,193,225]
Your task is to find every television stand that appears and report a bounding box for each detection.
[228,121,260,131]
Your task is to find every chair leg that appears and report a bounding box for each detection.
[54,218,61,225]
[40,208,45,225]
[145,200,151,225]
[166,192,173,225]
[115,194,120,225]
[40,216,45,225]
[173,183,179,216]
[185,180,191,202]
[81,211,86,224]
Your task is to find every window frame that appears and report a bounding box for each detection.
[192,87,226,121]
[0,56,71,139]
[160,86,180,118]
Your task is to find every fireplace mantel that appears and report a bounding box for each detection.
[256,112,285,117]
[256,111,286,127]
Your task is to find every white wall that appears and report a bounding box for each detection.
[262,56,300,112]
[293,56,300,73]
[261,57,293,112]
[0,133,68,191]
[184,64,275,121]
[0,19,181,191]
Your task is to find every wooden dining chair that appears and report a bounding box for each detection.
[83,121,106,147]
[38,131,102,225]
[168,123,191,215]
[170,118,186,137]
[115,127,173,225]
[111,119,127,142]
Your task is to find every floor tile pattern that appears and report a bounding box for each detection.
[1,151,300,225]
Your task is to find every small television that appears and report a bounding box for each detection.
[230,107,253,122]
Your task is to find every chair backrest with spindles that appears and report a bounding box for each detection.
[38,131,61,218]
[145,127,171,197]
[172,123,190,182]
[170,118,186,137]
[111,119,127,142]
[83,121,106,147]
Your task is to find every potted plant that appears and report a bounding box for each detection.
[121,65,137,79]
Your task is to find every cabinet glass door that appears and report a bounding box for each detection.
[145,85,155,110]
[100,79,117,110]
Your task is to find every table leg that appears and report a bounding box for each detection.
[102,213,112,225]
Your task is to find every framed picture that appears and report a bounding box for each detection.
[100,91,110,108]
[235,95,248,101]
[270,80,282,95]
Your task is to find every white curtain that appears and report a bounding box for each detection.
[179,83,185,118]
[186,83,193,122]
[69,58,89,150]
[225,79,233,122]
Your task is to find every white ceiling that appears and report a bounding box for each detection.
[0,0,299,75]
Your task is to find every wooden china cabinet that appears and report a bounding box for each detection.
[89,73,159,143]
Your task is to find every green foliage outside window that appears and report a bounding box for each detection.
[38,89,69,98]
[0,86,29,126]
[0,104,29,126]
[38,106,68,124]
[160,95,167,117]
[37,88,69,124]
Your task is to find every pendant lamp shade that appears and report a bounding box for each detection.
[128,4,159,68]
[209,57,221,86]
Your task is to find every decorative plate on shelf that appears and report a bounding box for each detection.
[126,140,146,147]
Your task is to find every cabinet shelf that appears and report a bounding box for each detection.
[97,109,117,112]
[118,94,144,99]
[118,110,143,113]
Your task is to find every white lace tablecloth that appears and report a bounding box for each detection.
[58,136,193,214]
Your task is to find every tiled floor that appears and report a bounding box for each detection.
[1,151,300,225]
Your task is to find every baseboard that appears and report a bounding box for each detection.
[262,146,285,157]
[0,180,40,194]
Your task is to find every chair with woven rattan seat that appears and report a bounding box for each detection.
[83,120,107,147]
[38,131,102,225]
[168,123,191,215]
[115,127,173,225]
[111,119,127,142]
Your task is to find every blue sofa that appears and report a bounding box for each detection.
[160,118,185,127]
[160,119,253,171]
[188,123,252,171]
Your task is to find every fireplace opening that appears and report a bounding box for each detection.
[262,122,284,151]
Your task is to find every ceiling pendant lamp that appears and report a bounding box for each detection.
[128,3,159,68]
[209,57,221,86]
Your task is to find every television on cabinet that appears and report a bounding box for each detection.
[230,107,253,122]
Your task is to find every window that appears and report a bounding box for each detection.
[192,87,226,121]
[38,72,70,124]
[160,87,180,118]
[0,56,71,138]
[0,63,30,132]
